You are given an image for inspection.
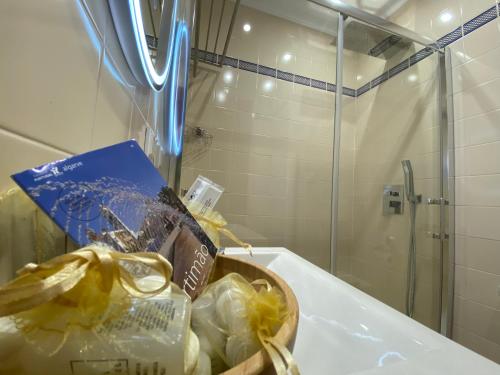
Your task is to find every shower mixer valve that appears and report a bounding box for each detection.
[383,185,405,215]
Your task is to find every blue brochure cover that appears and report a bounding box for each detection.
[11,140,217,299]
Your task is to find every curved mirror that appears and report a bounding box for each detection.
[109,0,178,90]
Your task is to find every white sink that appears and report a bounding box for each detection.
[224,247,500,374]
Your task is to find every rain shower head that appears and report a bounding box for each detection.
[331,19,413,60]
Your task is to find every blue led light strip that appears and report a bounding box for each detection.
[128,0,178,90]
[168,22,190,156]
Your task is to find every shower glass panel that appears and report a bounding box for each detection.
[181,0,340,270]
[335,18,443,331]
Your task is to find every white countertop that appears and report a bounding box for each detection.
[224,247,500,374]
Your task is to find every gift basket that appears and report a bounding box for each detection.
[0,247,299,375]
[0,141,301,375]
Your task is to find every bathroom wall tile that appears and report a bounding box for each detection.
[204,170,229,190]
[294,55,313,79]
[462,18,500,61]
[217,66,239,89]
[456,175,500,206]
[129,105,148,150]
[454,296,500,347]
[457,0,498,24]
[91,53,134,149]
[213,86,239,110]
[453,78,500,121]
[0,0,101,154]
[210,128,233,151]
[448,38,468,68]
[452,46,500,94]
[455,109,500,147]
[456,206,500,241]
[429,1,462,39]
[455,265,500,309]
[230,151,270,175]
[81,0,108,40]
[455,235,500,275]
[209,149,233,171]
[207,107,241,132]
[459,142,500,175]
[453,324,500,364]
[0,128,70,191]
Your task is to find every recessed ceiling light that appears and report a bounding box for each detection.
[408,74,418,82]
[282,53,292,62]
[439,11,453,23]
[356,75,363,81]
[243,23,252,32]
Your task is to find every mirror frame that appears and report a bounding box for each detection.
[109,0,179,90]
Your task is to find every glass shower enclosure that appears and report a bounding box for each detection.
[312,1,454,336]
[182,0,454,337]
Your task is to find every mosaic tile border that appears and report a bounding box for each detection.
[193,48,356,97]
[357,4,500,97]
[192,3,500,98]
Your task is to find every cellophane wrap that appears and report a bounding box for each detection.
[0,246,198,375]
[191,273,292,375]
[182,200,252,251]
[0,188,66,284]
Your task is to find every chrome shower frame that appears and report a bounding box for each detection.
[321,0,455,337]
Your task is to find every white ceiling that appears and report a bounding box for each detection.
[241,0,339,36]
[241,0,409,36]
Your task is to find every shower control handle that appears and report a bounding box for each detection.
[431,232,450,240]
[427,197,449,205]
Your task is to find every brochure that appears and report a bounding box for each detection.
[11,140,217,299]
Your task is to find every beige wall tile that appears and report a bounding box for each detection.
[456,175,500,206]
[453,46,500,94]
[91,55,134,149]
[456,235,500,275]
[454,296,500,346]
[458,0,498,23]
[456,206,500,241]
[0,0,101,154]
[0,128,70,191]
[455,109,500,147]
[455,265,500,309]
[458,142,500,175]
[462,18,500,61]
[453,324,500,364]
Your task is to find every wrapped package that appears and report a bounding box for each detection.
[0,245,199,375]
[191,273,299,375]
[182,199,252,252]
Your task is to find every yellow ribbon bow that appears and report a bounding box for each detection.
[248,280,301,375]
[0,245,172,318]
[185,201,253,253]
[0,245,173,354]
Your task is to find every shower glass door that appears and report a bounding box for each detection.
[181,0,341,270]
[334,18,448,332]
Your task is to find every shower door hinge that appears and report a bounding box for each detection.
[431,232,449,240]
[427,197,449,205]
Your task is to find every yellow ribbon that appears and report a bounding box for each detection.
[0,245,172,318]
[248,279,301,375]
[188,204,253,254]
